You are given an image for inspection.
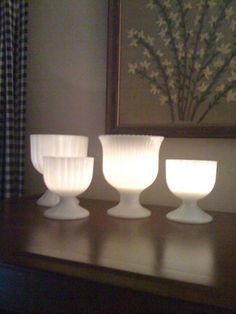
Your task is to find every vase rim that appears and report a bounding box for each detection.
[166,159,217,164]
[43,156,94,161]
[99,134,164,139]
[30,134,88,139]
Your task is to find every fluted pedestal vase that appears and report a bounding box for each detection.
[43,157,94,220]
[99,135,164,219]
[30,134,88,207]
[166,159,217,224]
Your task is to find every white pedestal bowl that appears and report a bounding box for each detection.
[30,134,88,207]
[43,156,94,220]
[99,135,164,219]
[166,159,217,224]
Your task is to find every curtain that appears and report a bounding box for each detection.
[0,0,28,199]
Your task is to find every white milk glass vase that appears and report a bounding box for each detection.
[43,157,94,220]
[30,134,88,207]
[99,135,164,219]
[166,159,217,224]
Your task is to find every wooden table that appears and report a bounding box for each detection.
[0,196,235,313]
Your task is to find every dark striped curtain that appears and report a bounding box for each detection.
[0,0,28,199]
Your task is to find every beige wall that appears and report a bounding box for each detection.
[25,0,236,213]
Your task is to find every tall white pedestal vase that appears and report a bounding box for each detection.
[43,157,94,220]
[30,134,88,207]
[166,159,217,224]
[99,135,164,219]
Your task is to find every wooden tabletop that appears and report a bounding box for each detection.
[0,196,235,310]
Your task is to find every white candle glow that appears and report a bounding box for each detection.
[43,156,94,220]
[30,134,88,207]
[99,135,164,219]
[166,159,217,224]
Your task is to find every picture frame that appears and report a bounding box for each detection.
[106,0,236,138]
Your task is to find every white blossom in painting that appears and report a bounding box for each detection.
[127,0,236,123]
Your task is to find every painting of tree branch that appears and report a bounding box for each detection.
[106,0,236,137]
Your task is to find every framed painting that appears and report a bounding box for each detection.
[106,0,236,137]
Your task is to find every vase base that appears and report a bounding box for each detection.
[166,203,212,224]
[107,204,151,219]
[44,197,89,220]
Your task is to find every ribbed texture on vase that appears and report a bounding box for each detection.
[166,159,217,200]
[99,135,164,191]
[43,156,94,197]
[30,134,88,173]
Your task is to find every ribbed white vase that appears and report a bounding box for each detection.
[43,156,94,220]
[99,135,164,219]
[30,134,88,207]
[166,159,217,224]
